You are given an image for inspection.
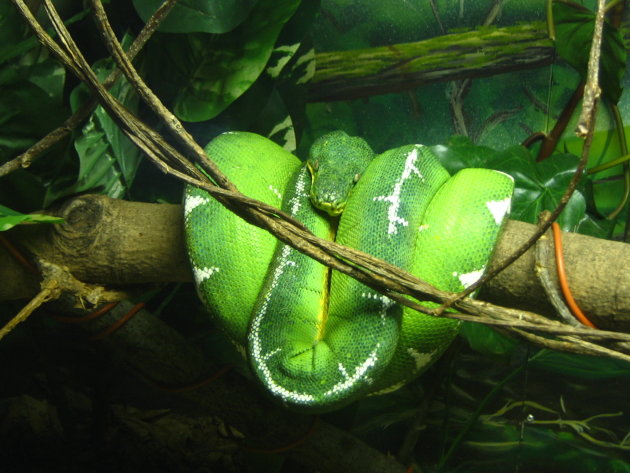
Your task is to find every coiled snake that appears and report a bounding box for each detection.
[184,131,513,412]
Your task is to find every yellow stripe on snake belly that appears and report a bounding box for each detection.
[184,130,514,412]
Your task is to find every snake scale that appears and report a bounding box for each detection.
[184,130,514,412]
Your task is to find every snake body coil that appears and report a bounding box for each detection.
[184,131,513,412]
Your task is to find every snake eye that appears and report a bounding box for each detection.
[353,173,361,183]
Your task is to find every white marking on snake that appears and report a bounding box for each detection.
[249,242,317,404]
[253,247,296,322]
[453,268,485,288]
[407,348,437,371]
[248,170,322,404]
[418,224,429,232]
[249,166,395,405]
[486,197,512,225]
[288,168,309,216]
[495,170,515,182]
[361,292,396,320]
[373,146,425,235]
[462,268,485,288]
[322,346,380,396]
[268,185,282,201]
[192,265,220,285]
[184,194,210,218]
[262,347,281,361]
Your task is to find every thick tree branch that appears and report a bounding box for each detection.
[3,195,630,338]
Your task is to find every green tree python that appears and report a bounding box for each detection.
[184,130,514,412]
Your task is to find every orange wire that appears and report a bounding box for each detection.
[50,302,119,323]
[55,299,235,393]
[52,297,318,455]
[552,222,597,329]
[89,302,146,340]
[0,233,38,274]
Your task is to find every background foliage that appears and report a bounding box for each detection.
[1,0,629,472]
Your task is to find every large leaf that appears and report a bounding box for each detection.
[553,2,627,103]
[183,0,318,149]
[132,0,257,34]
[69,81,141,199]
[254,0,320,150]
[0,79,67,163]
[488,147,587,231]
[430,138,587,230]
[43,36,143,203]
[460,323,516,356]
[144,0,301,122]
[0,3,68,164]
[531,350,630,379]
[431,136,501,174]
[0,2,29,59]
[0,3,88,65]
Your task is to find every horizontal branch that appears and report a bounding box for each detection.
[4,195,630,337]
[308,22,554,102]
[308,19,630,102]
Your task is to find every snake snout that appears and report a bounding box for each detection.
[310,188,347,216]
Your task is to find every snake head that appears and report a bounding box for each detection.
[307,131,375,217]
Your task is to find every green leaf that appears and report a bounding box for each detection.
[144,0,301,122]
[488,147,587,231]
[71,83,141,198]
[0,4,89,65]
[250,1,320,150]
[45,35,142,203]
[531,350,630,379]
[431,136,501,174]
[0,79,68,163]
[431,140,587,230]
[572,212,616,239]
[265,0,318,80]
[0,5,69,168]
[553,2,627,103]
[250,89,296,151]
[0,3,29,60]
[562,125,628,218]
[132,0,257,34]
[0,204,63,231]
[460,322,516,356]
